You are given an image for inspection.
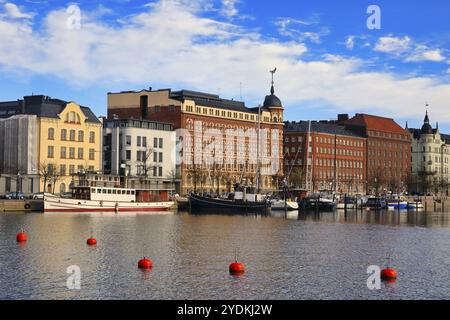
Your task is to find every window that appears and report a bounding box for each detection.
[69,165,75,175]
[126,135,131,146]
[48,146,54,158]
[153,152,158,162]
[154,137,158,148]
[69,148,75,159]
[78,130,84,142]
[78,148,84,159]
[153,166,157,177]
[60,147,67,159]
[126,150,131,160]
[159,167,163,177]
[69,130,76,141]
[159,152,163,162]
[142,137,147,147]
[48,128,54,140]
[60,165,66,176]
[137,151,142,162]
[159,138,163,148]
[89,149,95,161]
[89,131,95,143]
[61,129,67,141]
[137,136,141,147]
[47,164,55,174]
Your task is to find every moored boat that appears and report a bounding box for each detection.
[387,200,408,210]
[188,191,270,215]
[363,197,387,209]
[44,186,175,213]
[271,199,299,211]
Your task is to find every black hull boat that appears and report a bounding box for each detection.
[188,193,270,215]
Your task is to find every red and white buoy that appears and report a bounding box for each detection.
[16,229,27,243]
[87,237,97,246]
[138,257,153,269]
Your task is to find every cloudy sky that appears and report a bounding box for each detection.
[1,0,450,130]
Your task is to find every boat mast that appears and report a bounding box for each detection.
[256,104,261,194]
[305,120,312,192]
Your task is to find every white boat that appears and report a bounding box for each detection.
[407,201,424,209]
[270,199,299,211]
[336,202,356,210]
[44,186,175,213]
[387,201,408,210]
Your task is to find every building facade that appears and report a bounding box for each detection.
[284,121,367,194]
[107,85,284,195]
[103,118,177,196]
[341,114,411,195]
[0,115,40,194]
[408,111,450,195]
[0,95,103,195]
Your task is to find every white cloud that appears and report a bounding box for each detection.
[0,0,450,123]
[374,36,411,54]
[405,47,446,62]
[220,0,238,18]
[3,2,34,19]
[374,35,447,63]
[345,36,354,50]
[275,17,329,44]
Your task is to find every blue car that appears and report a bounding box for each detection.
[5,192,26,200]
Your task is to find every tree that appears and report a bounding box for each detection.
[39,162,54,193]
[138,146,155,178]
[368,166,387,196]
[289,166,304,189]
[167,168,181,194]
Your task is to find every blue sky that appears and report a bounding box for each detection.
[1,0,450,131]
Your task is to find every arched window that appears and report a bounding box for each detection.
[69,130,76,141]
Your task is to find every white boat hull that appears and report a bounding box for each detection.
[271,200,299,211]
[336,203,356,210]
[44,195,175,213]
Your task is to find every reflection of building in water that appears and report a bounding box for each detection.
[107,82,284,195]
[408,110,450,195]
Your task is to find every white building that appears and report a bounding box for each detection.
[103,118,178,194]
[408,111,450,195]
[0,114,40,194]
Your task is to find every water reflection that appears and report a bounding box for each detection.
[269,210,450,228]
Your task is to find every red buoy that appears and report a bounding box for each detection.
[138,258,153,269]
[381,268,397,280]
[87,238,97,246]
[16,231,27,243]
[229,261,245,274]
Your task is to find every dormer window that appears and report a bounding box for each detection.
[66,111,81,124]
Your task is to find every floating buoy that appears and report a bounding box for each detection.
[16,231,27,242]
[87,238,97,246]
[381,268,397,280]
[138,257,153,269]
[229,261,245,274]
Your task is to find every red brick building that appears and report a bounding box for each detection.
[340,114,411,195]
[284,121,367,194]
[107,86,284,195]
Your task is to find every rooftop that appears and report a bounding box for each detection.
[342,113,408,135]
[284,120,365,138]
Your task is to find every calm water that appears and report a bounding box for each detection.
[0,210,449,300]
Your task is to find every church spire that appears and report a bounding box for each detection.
[270,67,277,95]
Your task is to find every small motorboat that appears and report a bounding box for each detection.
[300,194,337,212]
[387,200,408,210]
[407,201,424,210]
[336,196,357,210]
[271,199,299,211]
[363,197,387,209]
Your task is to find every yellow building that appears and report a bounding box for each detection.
[0,95,103,194]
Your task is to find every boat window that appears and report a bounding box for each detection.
[131,191,135,195]
[107,189,112,194]
[92,189,96,193]
[122,190,126,194]
[127,191,131,195]
[97,189,101,193]
[102,189,106,194]
[113,190,116,194]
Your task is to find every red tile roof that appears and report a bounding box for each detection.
[344,114,408,135]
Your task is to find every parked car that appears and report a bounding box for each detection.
[32,192,45,200]
[5,192,26,200]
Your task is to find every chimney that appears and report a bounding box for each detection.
[337,114,349,123]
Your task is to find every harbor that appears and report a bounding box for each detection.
[1,209,449,300]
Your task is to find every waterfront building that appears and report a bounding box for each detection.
[0,115,40,194]
[107,83,284,195]
[102,118,177,197]
[0,95,103,194]
[283,121,367,194]
[408,111,450,195]
[340,114,411,195]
